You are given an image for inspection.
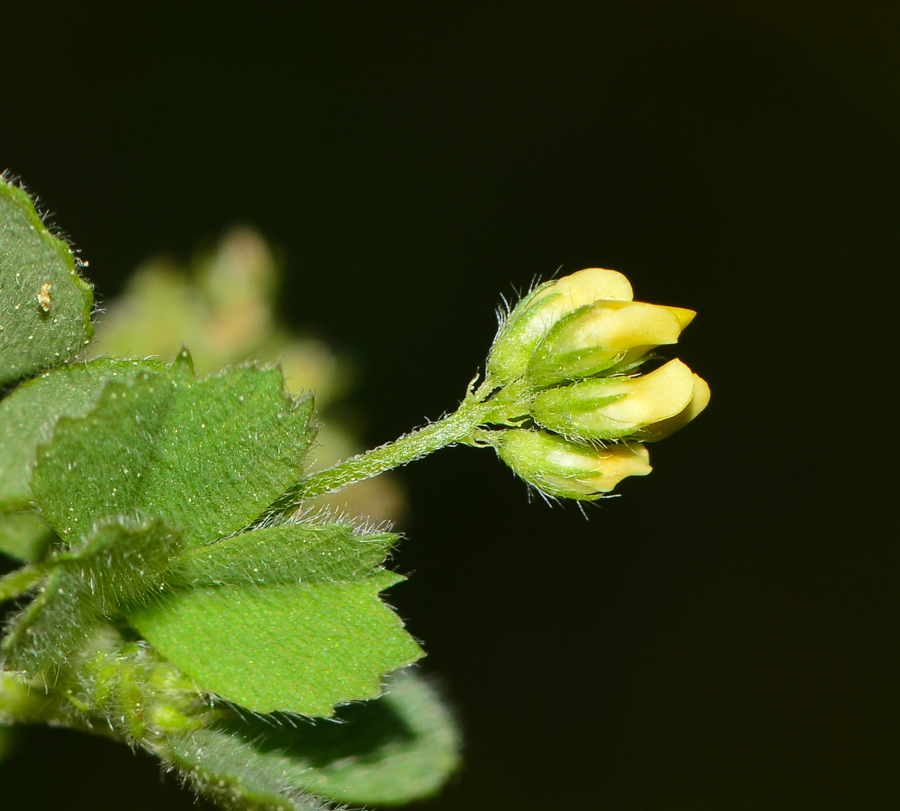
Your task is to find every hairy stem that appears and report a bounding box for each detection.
[263,376,531,519]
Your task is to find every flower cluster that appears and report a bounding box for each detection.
[484,268,709,500]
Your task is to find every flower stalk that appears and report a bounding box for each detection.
[271,265,709,511]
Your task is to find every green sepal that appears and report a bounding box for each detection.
[530,381,628,440]
[0,177,94,385]
[31,354,316,548]
[168,669,460,809]
[130,569,423,717]
[485,280,557,383]
[526,306,626,388]
[1,516,183,674]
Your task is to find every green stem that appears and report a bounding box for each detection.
[262,375,535,520]
[274,399,495,510]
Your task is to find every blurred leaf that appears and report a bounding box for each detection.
[169,669,460,808]
[130,570,422,717]
[0,511,54,563]
[0,178,93,385]
[1,517,182,673]
[31,353,315,547]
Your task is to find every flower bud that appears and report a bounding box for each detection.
[527,300,696,387]
[494,429,651,499]
[487,268,633,383]
[640,372,710,441]
[530,358,697,441]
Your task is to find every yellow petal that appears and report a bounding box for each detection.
[566,301,684,352]
[531,267,633,311]
[661,305,696,330]
[598,359,696,426]
[641,373,710,441]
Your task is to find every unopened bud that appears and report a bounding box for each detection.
[494,429,651,499]
[640,372,710,441]
[487,268,633,383]
[527,300,696,387]
[531,359,697,441]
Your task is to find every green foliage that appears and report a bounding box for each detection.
[132,569,422,717]
[170,670,460,808]
[1,517,182,673]
[0,510,54,563]
[1,179,705,808]
[0,358,163,561]
[0,202,464,807]
[0,178,93,385]
[173,520,397,587]
[31,353,315,547]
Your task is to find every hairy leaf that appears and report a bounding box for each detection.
[169,669,460,808]
[0,178,94,385]
[175,520,396,587]
[32,354,315,547]
[1,517,182,673]
[0,358,161,561]
[0,359,163,514]
[130,570,423,717]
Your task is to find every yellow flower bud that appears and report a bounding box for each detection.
[640,372,710,441]
[527,300,695,387]
[494,429,651,499]
[531,359,697,440]
[487,268,633,383]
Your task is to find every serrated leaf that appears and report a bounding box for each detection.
[0,178,94,385]
[130,570,423,717]
[169,669,460,809]
[0,358,163,562]
[175,520,396,587]
[32,355,315,547]
[0,358,163,515]
[1,516,182,674]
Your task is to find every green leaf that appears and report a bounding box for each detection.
[169,669,460,809]
[0,562,44,605]
[0,510,55,562]
[0,178,94,385]
[130,570,423,717]
[174,520,396,587]
[0,358,163,561]
[0,358,163,515]
[1,516,183,674]
[31,354,316,547]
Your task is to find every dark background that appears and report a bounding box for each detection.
[2,2,897,809]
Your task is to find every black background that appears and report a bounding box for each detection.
[2,2,897,809]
